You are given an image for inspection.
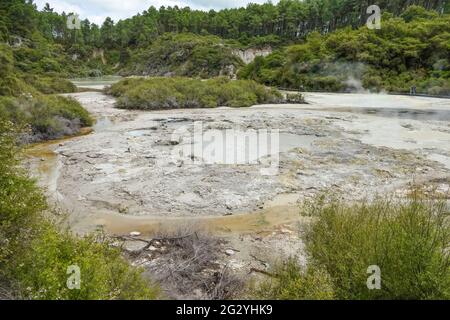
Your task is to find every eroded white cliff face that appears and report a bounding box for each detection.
[232,47,273,64]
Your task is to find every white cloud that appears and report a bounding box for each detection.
[34,0,276,25]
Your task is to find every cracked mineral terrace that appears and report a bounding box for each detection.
[26,92,450,237]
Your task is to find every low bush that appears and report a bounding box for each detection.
[256,259,335,300]
[305,198,449,299]
[24,76,77,94]
[0,120,46,268]
[0,95,93,142]
[107,77,283,110]
[285,93,305,103]
[258,197,449,300]
[12,225,158,300]
[0,119,158,300]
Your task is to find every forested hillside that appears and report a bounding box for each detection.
[1,0,449,78]
[119,33,243,78]
[240,6,450,94]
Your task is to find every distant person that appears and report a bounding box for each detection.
[410,85,417,96]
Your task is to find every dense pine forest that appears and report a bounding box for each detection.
[2,0,449,47]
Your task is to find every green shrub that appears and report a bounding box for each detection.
[0,44,36,96]
[0,75,28,97]
[120,33,243,78]
[428,85,450,95]
[304,198,450,300]
[256,259,335,300]
[13,226,158,300]
[0,120,46,267]
[0,95,93,142]
[0,119,158,300]
[285,93,305,103]
[400,5,439,22]
[24,76,77,94]
[0,44,14,76]
[257,197,449,300]
[108,77,283,110]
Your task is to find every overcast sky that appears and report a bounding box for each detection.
[34,0,277,25]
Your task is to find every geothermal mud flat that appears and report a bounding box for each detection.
[26,91,450,295]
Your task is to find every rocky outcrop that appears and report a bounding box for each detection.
[219,65,237,79]
[232,47,272,64]
[92,48,107,65]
